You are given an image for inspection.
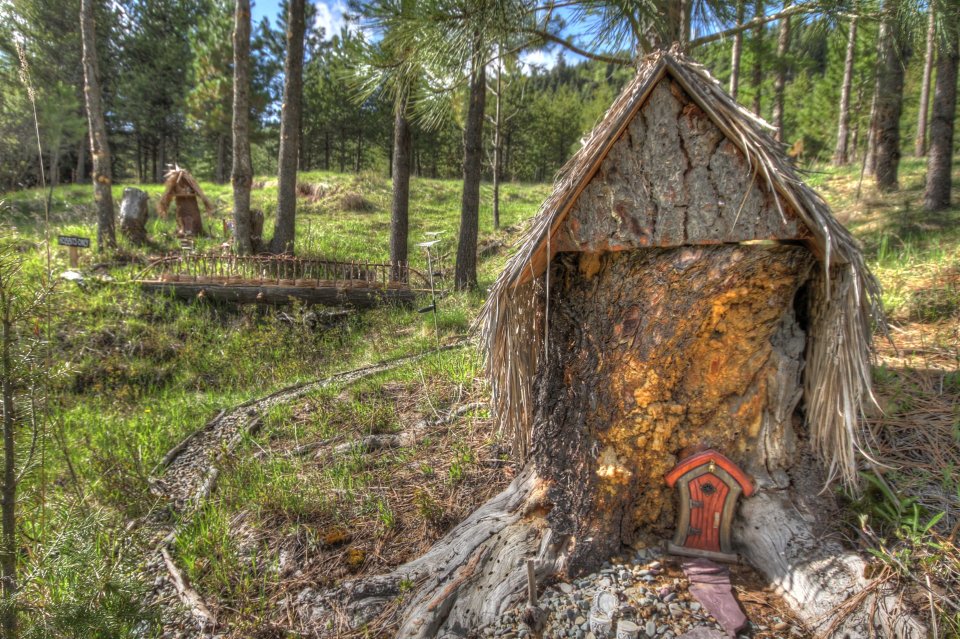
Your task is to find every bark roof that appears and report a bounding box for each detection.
[479,48,884,489]
[158,166,215,217]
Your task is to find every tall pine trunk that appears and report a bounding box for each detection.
[215,133,226,184]
[390,101,412,280]
[231,0,254,255]
[80,0,115,251]
[771,0,792,142]
[833,15,858,165]
[915,4,936,157]
[923,13,958,211]
[1,298,16,639]
[872,0,905,192]
[455,50,486,291]
[752,0,764,117]
[730,0,745,100]
[492,60,504,230]
[271,0,306,255]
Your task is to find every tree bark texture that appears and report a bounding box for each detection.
[390,104,412,280]
[119,187,150,246]
[531,245,813,573]
[872,0,905,191]
[454,54,486,291]
[729,0,745,100]
[1,305,15,638]
[923,13,958,211]
[271,0,306,255]
[833,15,858,166]
[555,80,809,253]
[80,0,115,251]
[752,0,764,117]
[915,4,936,157]
[231,0,254,255]
[771,0,792,142]
[492,63,504,230]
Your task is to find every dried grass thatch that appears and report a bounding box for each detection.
[158,166,215,217]
[479,48,884,489]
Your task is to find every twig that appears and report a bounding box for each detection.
[160,546,216,630]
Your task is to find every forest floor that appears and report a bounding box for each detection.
[0,157,957,637]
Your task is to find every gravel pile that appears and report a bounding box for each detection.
[478,547,803,639]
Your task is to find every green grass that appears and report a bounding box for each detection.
[2,156,958,634]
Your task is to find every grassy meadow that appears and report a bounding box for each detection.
[0,160,957,635]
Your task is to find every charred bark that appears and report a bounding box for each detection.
[531,246,812,573]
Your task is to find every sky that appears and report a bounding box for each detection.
[251,0,565,71]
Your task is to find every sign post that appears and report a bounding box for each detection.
[58,235,91,268]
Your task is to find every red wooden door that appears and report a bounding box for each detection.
[684,473,729,552]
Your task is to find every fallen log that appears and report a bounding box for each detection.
[139,281,416,308]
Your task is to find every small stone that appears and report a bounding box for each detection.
[559,583,574,594]
[689,603,701,612]
[646,620,657,636]
[662,592,677,603]
[575,616,586,625]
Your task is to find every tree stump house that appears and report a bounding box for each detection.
[313,51,924,639]
[158,167,214,237]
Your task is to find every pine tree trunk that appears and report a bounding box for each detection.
[390,104,412,280]
[231,0,254,255]
[772,0,792,142]
[80,0,115,251]
[872,0,905,192]
[271,0,305,255]
[355,130,363,173]
[455,50,486,291]
[752,0,764,117]
[75,136,86,183]
[923,14,958,211]
[1,306,16,639]
[915,4,936,157]
[833,15,858,165]
[492,61,503,230]
[216,133,226,184]
[730,0,745,100]
[156,135,165,183]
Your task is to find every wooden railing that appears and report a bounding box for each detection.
[144,254,414,289]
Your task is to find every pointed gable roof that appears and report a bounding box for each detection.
[480,48,885,489]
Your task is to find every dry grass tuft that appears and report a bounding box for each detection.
[338,192,376,213]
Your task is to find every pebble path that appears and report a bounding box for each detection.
[478,546,804,639]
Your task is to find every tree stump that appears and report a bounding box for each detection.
[119,187,149,245]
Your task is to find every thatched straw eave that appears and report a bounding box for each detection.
[479,47,884,489]
[158,166,215,217]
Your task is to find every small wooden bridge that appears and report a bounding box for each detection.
[138,254,420,308]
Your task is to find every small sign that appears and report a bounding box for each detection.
[58,235,91,248]
[58,235,91,268]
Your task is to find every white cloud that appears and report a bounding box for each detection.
[313,0,356,38]
[518,49,558,74]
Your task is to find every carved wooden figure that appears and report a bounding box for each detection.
[158,167,214,237]
[665,449,754,562]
